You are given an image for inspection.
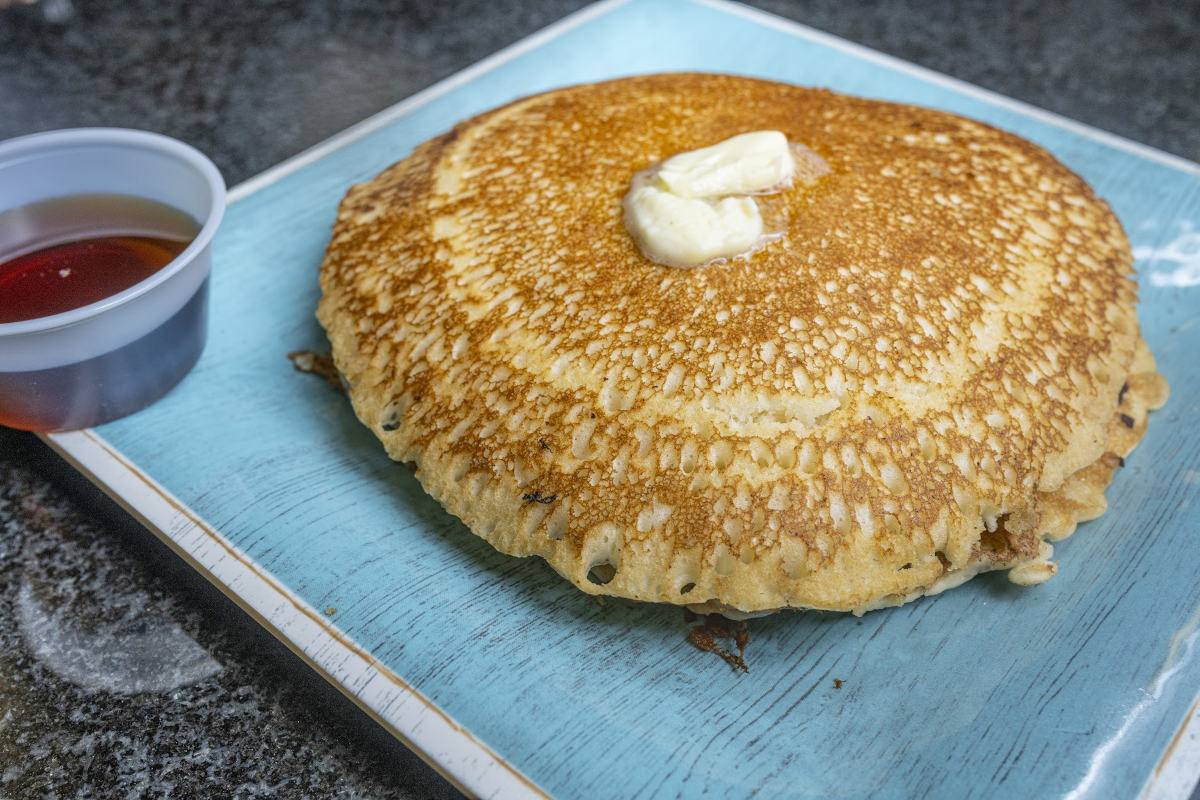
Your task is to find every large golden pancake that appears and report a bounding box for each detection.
[316,73,1168,615]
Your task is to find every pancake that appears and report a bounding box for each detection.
[316,73,1168,615]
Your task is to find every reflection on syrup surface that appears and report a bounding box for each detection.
[0,193,198,323]
[0,234,191,323]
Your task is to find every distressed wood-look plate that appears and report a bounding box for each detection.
[46,0,1200,797]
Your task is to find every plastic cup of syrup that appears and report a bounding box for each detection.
[0,129,225,431]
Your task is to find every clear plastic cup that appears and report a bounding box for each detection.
[0,128,225,432]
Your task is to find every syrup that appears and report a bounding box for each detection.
[0,235,190,323]
[0,193,199,323]
[0,281,209,430]
[0,193,206,431]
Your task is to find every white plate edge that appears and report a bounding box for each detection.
[227,0,1196,209]
[706,0,1199,176]
[42,429,548,800]
[226,0,636,205]
[42,0,1199,795]
[1142,679,1200,800]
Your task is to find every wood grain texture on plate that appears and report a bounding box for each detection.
[64,1,1200,798]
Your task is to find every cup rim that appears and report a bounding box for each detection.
[0,127,226,336]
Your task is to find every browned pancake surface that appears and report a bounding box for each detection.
[317,74,1167,614]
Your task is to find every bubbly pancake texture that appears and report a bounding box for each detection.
[317,73,1168,615]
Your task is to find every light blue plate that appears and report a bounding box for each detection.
[53,1,1200,797]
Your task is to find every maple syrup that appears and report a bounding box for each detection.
[0,234,192,323]
[0,283,209,430]
[0,193,206,431]
[0,193,199,323]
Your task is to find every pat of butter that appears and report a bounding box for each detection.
[657,131,796,198]
[624,183,763,268]
[623,131,796,268]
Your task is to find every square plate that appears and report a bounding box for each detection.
[46,0,1200,797]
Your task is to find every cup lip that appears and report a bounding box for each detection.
[0,127,226,337]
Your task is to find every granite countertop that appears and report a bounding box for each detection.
[1,1,1197,797]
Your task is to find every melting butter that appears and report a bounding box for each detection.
[623,131,799,268]
[657,130,796,198]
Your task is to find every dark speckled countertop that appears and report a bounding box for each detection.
[1,1,1198,797]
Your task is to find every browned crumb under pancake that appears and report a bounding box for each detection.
[287,350,345,394]
[687,612,751,673]
[316,73,1168,616]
